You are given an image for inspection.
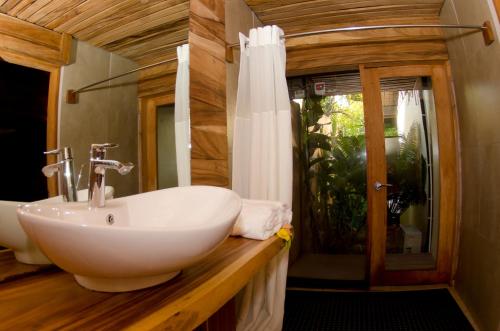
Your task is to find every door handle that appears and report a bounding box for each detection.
[374,181,393,191]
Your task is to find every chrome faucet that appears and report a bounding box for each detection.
[88,143,134,208]
[42,147,78,202]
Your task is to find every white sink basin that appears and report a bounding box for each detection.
[0,187,114,265]
[17,186,242,292]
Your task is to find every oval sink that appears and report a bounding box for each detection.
[17,186,242,292]
[0,187,114,265]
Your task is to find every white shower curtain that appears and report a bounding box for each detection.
[232,25,293,331]
[174,44,191,186]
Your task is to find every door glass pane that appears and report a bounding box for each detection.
[287,73,368,284]
[380,76,440,270]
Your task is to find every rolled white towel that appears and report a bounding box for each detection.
[231,199,292,240]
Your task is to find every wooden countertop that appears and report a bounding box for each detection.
[0,236,284,331]
[0,250,53,283]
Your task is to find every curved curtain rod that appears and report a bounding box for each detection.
[228,22,492,48]
[67,22,494,103]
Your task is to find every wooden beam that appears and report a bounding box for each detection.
[287,40,448,76]
[0,13,72,68]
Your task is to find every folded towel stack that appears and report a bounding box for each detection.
[231,199,292,240]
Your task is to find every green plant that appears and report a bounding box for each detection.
[302,94,367,254]
[301,95,427,253]
[386,124,427,224]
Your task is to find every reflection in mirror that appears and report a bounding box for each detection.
[58,40,139,199]
[0,61,50,202]
[381,76,440,271]
[173,44,191,187]
[0,1,190,281]
[0,60,50,256]
[0,60,55,279]
[157,105,178,189]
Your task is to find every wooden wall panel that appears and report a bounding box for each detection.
[239,2,448,77]
[0,13,71,70]
[189,0,228,187]
[287,40,448,76]
[285,17,448,76]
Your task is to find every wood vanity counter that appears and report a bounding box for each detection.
[0,236,284,331]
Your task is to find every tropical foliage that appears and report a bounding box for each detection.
[301,94,427,254]
[386,124,427,225]
[302,94,367,253]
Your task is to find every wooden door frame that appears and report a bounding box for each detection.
[360,63,458,286]
[139,94,175,192]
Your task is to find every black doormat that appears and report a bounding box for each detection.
[287,276,369,290]
[283,289,473,331]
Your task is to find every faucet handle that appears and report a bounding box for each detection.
[45,147,73,159]
[90,143,119,159]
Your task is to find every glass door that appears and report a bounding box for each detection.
[287,72,369,287]
[361,64,457,285]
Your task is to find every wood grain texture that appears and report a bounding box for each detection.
[46,68,60,197]
[287,38,448,76]
[285,18,444,51]
[0,237,284,331]
[235,8,449,77]
[0,0,189,65]
[245,0,444,33]
[494,0,500,21]
[359,65,387,285]
[0,250,53,283]
[191,159,229,187]
[138,63,177,99]
[189,0,228,186]
[0,13,71,68]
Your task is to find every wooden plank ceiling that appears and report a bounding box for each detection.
[244,0,445,33]
[0,0,189,65]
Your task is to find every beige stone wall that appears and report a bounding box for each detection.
[441,1,500,330]
[58,40,139,198]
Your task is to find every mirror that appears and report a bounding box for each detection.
[0,1,190,280]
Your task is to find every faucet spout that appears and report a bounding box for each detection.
[42,162,63,178]
[93,160,134,175]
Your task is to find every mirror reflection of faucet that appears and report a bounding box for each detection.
[42,147,78,202]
